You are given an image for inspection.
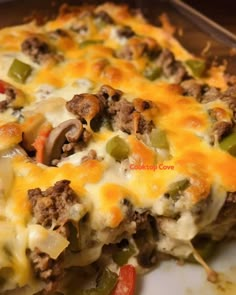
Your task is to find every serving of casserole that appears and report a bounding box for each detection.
[0,2,235,294]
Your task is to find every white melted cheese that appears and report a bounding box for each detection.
[23,97,76,127]
[0,3,235,293]
[35,78,94,102]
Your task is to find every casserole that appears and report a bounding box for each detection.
[0,1,236,294]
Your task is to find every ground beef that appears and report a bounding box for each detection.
[81,149,97,163]
[60,128,92,161]
[117,38,147,60]
[98,84,123,101]
[99,85,154,134]
[0,84,17,112]
[116,25,135,38]
[28,180,80,293]
[28,180,78,229]
[181,79,202,100]
[201,85,236,122]
[29,250,64,294]
[117,36,160,60]
[94,10,114,24]
[224,73,236,86]
[156,49,187,83]
[108,98,134,132]
[107,98,154,134]
[221,85,236,121]
[182,80,236,116]
[165,61,187,84]
[66,85,154,135]
[48,28,68,39]
[201,86,221,103]
[66,93,106,124]
[211,121,232,143]
[21,36,53,64]
[0,100,8,112]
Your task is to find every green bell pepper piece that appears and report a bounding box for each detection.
[8,58,32,83]
[80,40,104,48]
[167,179,190,199]
[185,59,206,77]
[143,66,162,81]
[219,132,236,157]
[106,136,130,161]
[75,268,118,295]
[113,243,135,266]
[150,129,169,149]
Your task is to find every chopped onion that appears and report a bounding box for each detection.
[28,224,69,259]
[1,145,27,158]
[0,157,14,197]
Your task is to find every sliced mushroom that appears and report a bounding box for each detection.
[43,119,83,165]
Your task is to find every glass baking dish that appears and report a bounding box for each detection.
[1,0,236,74]
[0,1,236,295]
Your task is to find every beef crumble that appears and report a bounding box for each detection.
[21,36,52,64]
[21,36,63,64]
[181,81,236,121]
[156,49,187,83]
[117,36,161,60]
[0,82,18,112]
[28,180,80,293]
[107,98,154,134]
[29,250,64,294]
[66,93,106,124]
[28,180,78,229]
[66,84,155,135]
[99,85,155,134]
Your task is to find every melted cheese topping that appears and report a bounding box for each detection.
[0,2,235,292]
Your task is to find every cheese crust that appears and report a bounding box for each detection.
[0,3,235,294]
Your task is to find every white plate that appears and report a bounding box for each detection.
[139,241,236,295]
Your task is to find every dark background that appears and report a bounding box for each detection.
[0,0,236,72]
[0,0,235,33]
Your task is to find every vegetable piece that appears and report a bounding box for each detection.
[150,129,169,149]
[166,179,190,199]
[0,80,5,93]
[113,243,136,266]
[28,224,69,259]
[76,268,118,295]
[8,58,32,83]
[112,265,136,295]
[80,40,104,48]
[0,157,13,197]
[22,113,46,152]
[185,59,206,77]
[32,123,52,163]
[96,268,118,293]
[106,136,130,161]
[143,66,162,81]
[219,132,236,157]
[43,119,83,166]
